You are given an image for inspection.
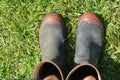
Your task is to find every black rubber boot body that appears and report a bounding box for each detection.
[74,22,103,66]
[40,23,66,69]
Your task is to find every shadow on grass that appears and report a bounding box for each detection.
[64,16,75,72]
[97,13,120,80]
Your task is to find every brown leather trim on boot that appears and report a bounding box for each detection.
[66,63,101,80]
[33,61,64,80]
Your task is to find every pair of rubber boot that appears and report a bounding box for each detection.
[33,12,104,80]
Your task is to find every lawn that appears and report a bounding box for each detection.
[0,0,120,80]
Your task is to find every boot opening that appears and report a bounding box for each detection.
[68,65,98,80]
[38,62,62,80]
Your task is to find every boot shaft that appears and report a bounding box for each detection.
[75,22,103,66]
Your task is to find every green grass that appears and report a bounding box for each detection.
[0,0,120,80]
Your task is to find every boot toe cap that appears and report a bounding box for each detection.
[78,13,103,28]
[42,12,64,24]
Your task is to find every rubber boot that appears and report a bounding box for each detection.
[66,13,104,80]
[33,12,66,80]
